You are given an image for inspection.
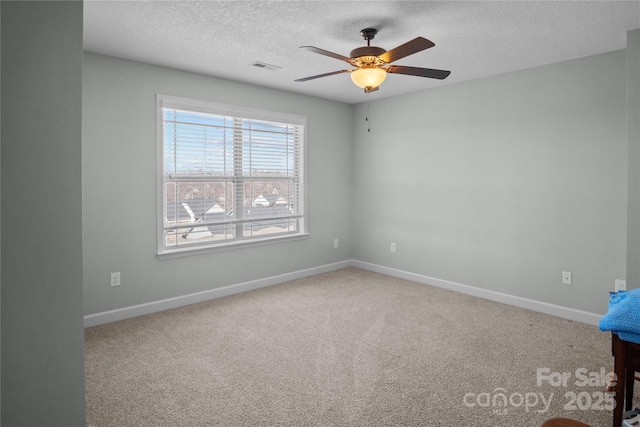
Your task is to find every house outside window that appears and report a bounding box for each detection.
[157,95,307,257]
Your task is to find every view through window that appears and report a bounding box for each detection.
[158,96,306,255]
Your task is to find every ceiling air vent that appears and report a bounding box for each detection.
[251,61,281,71]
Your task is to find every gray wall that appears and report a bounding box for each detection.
[82,52,353,315]
[352,50,628,315]
[1,2,85,426]
[627,29,640,288]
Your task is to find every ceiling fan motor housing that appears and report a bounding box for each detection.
[349,46,387,67]
[351,28,388,67]
[350,46,386,59]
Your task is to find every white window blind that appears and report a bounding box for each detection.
[158,95,306,255]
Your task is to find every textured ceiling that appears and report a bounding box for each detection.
[84,1,640,104]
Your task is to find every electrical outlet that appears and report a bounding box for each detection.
[111,272,121,287]
[615,279,626,292]
[390,242,396,253]
[333,238,339,248]
[562,271,572,285]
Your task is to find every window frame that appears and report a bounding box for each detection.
[156,94,308,258]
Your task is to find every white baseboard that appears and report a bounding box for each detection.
[351,260,602,326]
[83,260,352,327]
[85,259,602,327]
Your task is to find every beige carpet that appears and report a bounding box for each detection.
[85,267,635,426]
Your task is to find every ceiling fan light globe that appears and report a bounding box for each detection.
[350,67,387,89]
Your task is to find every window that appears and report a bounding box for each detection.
[157,95,306,257]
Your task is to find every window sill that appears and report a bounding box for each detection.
[157,233,309,260]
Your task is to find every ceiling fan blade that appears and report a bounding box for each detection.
[299,46,352,63]
[386,65,451,80]
[378,37,435,64]
[295,70,351,82]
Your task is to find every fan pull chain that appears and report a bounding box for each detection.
[366,92,371,132]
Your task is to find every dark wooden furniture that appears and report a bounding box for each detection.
[541,418,591,427]
[612,333,640,427]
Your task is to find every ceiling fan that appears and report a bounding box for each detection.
[295,28,451,93]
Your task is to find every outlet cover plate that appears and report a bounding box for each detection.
[111,272,121,287]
